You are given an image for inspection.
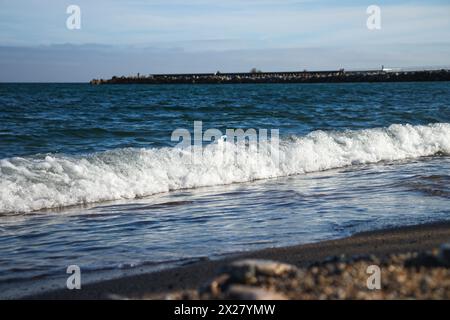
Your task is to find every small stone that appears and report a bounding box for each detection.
[221,259,299,284]
[404,252,440,268]
[226,285,287,300]
[202,274,230,296]
[438,243,450,266]
[165,290,199,300]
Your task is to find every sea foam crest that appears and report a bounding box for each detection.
[1,123,449,213]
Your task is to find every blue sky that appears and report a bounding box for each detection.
[1,0,449,81]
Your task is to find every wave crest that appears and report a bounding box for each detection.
[1,123,449,213]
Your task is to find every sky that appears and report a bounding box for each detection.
[0,0,450,82]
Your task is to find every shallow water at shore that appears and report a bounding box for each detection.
[1,156,450,298]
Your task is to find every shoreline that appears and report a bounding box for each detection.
[23,220,450,300]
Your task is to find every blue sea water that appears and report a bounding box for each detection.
[0,82,450,297]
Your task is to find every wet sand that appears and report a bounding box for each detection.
[25,221,450,300]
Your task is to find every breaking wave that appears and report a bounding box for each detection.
[1,123,449,213]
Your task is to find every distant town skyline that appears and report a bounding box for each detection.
[1,0,450,82]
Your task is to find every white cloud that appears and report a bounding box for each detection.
[1,1,449,49]
[0,1,449,81]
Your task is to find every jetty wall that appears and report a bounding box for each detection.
[90,69,450,85]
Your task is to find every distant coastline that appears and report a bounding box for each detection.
[90,69,450,85]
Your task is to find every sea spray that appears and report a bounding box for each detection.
[1,123,449,213]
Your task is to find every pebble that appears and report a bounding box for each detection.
[221,259,299,284]
[226,285,287,300]
[438,243,450,266]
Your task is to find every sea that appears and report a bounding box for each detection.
[0,82,449,297]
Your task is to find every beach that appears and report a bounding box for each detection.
[24,221,450,299]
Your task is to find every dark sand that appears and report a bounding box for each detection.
[25,221,450,300]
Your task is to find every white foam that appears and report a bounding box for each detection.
[1,123,449,213]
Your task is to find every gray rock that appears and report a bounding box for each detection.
[404,252,440,268]
[221,259,299,284]
[438,243,450,266]
[226,285,287,300]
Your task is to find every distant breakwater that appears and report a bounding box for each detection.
[90,69,450,85]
